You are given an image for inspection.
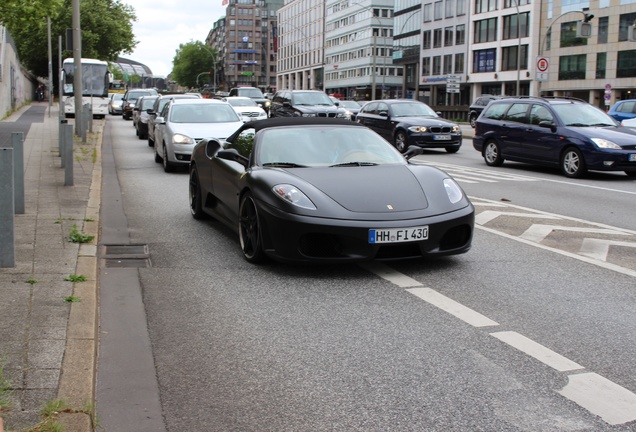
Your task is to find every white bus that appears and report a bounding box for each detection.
[61,58,110,118]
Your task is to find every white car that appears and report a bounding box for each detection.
[621,117,636,128]
[153,98,243,172]
[223,96,268,121]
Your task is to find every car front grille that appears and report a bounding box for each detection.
[429,126,453,133]
[243,111,261,117]
[317,113,338,118]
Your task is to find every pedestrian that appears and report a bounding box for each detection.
[36,84,45,102]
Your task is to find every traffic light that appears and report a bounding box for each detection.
[576,14,594,37]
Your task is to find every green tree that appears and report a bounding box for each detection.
[1,0,136,78]
[171,41,218,89]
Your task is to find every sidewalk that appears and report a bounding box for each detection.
[0,103,102,431]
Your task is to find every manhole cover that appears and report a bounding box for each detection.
[104,245,148,256]
[104,258,151,268]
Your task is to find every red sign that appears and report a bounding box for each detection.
[537,57,549,72]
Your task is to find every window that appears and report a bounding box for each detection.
[433,56,442,75]
[558,54,587,80]
[423,30,432,49]
[504,0,529,6]
[503,12,529,39]
[529,105,554,125]
[597,17,608,43]
[501,45,528,70]
[596,52,607,79]
[473,49,496,72]
[617,50,636,78]
[424,3,433,21]
[434,1,443,19]
[474,18,498,43]
[504,103,529,123]
[619,13,636,41]
[445,0,454,17]
[444,27,454,46]
[228,128,255,158]
[455,53,464,73]
[560,21,588,47]
[443,54,453,74]
[434,28,443,48]
[456,24,465,44]
[475,0,498,14]
[457,0,466,15]
[422,57,431,75]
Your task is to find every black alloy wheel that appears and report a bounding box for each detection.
[239,192,265,263]
[394,130,408,153]
[469,114,478,128]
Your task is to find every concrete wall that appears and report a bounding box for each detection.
[1,26,36,119]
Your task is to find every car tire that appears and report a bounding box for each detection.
[394,130,408,153]
[239,192,265,263]
[189,166,207,220]
[561,147,586,178]
[154,144,162,163]
[483,140,504,167]
[163,145,175,173]
[148,133,155,147]
[469,114,477,128]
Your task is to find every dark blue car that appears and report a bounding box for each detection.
[473,96,636,178]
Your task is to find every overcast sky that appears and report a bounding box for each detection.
[126,0,228,77]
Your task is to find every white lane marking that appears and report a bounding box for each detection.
[476,210,560,226]
[406,287,499,328]
[519,225,630,243]
[558,372,636,425]
[477,224,636,278]
[490,331,584,372]
[579,238,636,261]
[357,262,423,287]
[471,201,509,207]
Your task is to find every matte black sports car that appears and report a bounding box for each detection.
[189,117,474,264]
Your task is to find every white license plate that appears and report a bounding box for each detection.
[629,154,636,162]
[369,226,429,244]
[434,135,451,140]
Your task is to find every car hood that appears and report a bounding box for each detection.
[295,105,342,114]
[292,165,428,213]
[170,122,243,140]
[392,116,457,126]
[568,125,636,147]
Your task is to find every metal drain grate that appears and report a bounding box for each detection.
[101,244,150,268]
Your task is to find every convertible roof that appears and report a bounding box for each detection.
[243,117,366,132]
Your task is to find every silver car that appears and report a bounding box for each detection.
[153,98,243,172]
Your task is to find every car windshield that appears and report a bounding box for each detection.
[552,103,618,127]
[170,104,240,123]
[240,88,264,98]
[292,92,334,106]
[111,93,123,101]
[141,97,156,110]
[227,98,257,107]
[391,102,438,117]
[340,100,361,109]
[257,126,406,167]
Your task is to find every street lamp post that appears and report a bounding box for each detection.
[196,71,211,87]
[201,45,219,93]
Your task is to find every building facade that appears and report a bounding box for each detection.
[324,0,403,100]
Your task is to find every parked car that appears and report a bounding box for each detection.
[153,98,243,172]
[121,89,158,120]
[269,90,348,119]
[108,93,124,115]
[133,95,159,140]
[188,117,474,263]
[339,100,363,121]
[356,99,462,153]
[607,99,636,123]
[621,117,636,128]
[468,95,503,128]
[228,87,270,113]
[223,96,268,121]
[147,94,200,147]
[473,96,636,178]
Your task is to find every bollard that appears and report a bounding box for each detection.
[12,133,25,214]
[88,105,93,133]
[59,119,67,157]
[64,122,74,186]
[81,104,88,143]
[0,145,16,267]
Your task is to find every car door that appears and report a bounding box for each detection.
[375,102,394,142]
[520,103,562,163]
[497,102,531,159]
[154,102,171,153]
[356,102,379,134]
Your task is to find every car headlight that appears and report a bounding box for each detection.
[272,184,316,210]
[452,125,460,132]
[172,133,195,145]
[336,112,348,118]
[408,126,428,133]
[591,138,621,149]
[443,178,463,204]
[301,113,317,117]
[264,101,271,107]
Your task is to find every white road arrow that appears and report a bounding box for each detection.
[520,225,630,243]
[475,211,560,226]
[579,238,636,261]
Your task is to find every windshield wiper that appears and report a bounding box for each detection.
[591,123,614,127]
[330,162,378,167]
[565,123,589,127]
[263,162,308,168]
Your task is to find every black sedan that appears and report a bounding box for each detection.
[189,117,474,264]
[356,99,462,153]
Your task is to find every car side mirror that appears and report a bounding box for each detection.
[334,101,340,106]
[404,145,424,160]
[217,149,249,168]
[157,117,165,124]
[539,120,557,132]
[204,139,222,158]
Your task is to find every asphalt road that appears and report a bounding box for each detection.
[97,116,636,432]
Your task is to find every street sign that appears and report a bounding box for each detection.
[536,56,549,81]
[446,74,460,94]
